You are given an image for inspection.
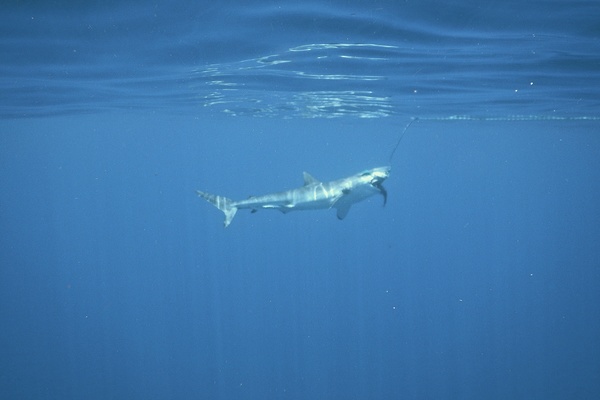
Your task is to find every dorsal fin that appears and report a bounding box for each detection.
[303,172,320,186]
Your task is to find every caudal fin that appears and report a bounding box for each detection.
[196,191,237,227]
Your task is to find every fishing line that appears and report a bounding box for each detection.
[388,117,417,165]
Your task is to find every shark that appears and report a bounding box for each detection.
[196,166,390,227]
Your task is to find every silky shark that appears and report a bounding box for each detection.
[196,166,391,227]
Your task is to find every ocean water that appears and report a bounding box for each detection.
[1,1,599,399]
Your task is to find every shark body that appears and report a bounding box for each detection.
[197,166,390,227]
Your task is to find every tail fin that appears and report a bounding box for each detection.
[196,191,237,227]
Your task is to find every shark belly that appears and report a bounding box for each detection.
[287,183,342,211]
[234,183,342,213]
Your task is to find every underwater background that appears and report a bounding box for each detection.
[1,1,600,399]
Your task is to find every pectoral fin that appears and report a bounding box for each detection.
[336,204,352,220]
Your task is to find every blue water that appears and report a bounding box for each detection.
[1,1,600,399]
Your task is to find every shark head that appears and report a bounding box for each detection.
[360,166,390,205]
